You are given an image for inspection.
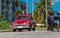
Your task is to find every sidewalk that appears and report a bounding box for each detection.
[0,30,12,32]
[0,28,47,32]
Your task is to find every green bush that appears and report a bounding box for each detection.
[36,25,46,30]
[0,14,2,21]
[0,21,11,30]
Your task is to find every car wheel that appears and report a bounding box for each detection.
[18,29,22,32]
[32,24,36,31]
[32,28,35,31]
[47,28,49,31]
[50,28,54,31]
[50,29,54,31]
[13,29,16,32]
[47,26,50,31]
[28,26,31,31]
[57,29,59,31]
[28,28,31,31]
[28,24,31,31]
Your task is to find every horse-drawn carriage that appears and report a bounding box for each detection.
[54,16,60,31]
[47,11,60,31]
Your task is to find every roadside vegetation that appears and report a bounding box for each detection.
[0,10,22,30]
[33,0,52,23]
[0,0,53,30]
[36,25,46,30]
[0,21,11,30]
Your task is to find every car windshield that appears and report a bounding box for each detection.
[18,16,29,20]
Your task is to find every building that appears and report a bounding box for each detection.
[21,1,26,14]
[0,0,26,23]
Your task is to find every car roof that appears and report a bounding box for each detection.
[16,14,32,17]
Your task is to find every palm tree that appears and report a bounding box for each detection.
[13,10,22,21]
[14,10,22,17]
[33,0,52,23]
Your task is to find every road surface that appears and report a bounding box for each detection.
[0,30,60,38]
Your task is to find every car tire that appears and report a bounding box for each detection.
[50,29,54,31]
[28,28,31,31]
[32,24,36,31]
[18,29,22,32]
[47,27,49,31]
[13,29,16,32]
[47,26,50,31]
[50,28,54,31]
[32,28,35,31]
[57,29,59,31]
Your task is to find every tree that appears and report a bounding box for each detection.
[0,14,2,21]
[13,10,22,17]
[12,10,22,21]
[33,0,52,23]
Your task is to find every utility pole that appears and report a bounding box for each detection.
[26,0,28,14]
[45,0,48,29]
[0,0,1,14]
[32,0,34,17]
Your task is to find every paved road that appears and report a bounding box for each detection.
[0,30,60,38]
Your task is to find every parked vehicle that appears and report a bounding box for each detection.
[54,16,60,31]
[47,11,60,31]
[12,14,36,32]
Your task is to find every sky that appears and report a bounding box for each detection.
[21,0,39,14]
[52,0,60,12]
[54,0,60,2]
[21,0,60,14]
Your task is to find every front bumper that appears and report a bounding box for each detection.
[12,24,30,29]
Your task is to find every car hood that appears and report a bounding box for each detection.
[14,20,30,24]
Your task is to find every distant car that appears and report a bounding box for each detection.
[12,14,36,32]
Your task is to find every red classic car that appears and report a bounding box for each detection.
[12,14,36,32]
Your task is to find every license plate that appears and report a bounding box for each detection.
[17,26,23,28]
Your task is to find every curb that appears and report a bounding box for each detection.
[0,28,47,32]
[36,28,47,30]
[0,30,12,32]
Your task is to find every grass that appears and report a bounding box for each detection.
[36,25,46,30]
